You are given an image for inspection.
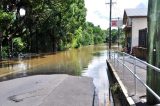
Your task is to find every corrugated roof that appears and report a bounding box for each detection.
[125,8,147,17]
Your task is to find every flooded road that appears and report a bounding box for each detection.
[0,44,110,105]
[83,50,110,105]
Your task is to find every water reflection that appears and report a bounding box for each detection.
[0,45,107,80]
[83,51,109,106]
[0,44,111,105]
[12,61,28,71]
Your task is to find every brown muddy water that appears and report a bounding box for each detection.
[0,44,112,106]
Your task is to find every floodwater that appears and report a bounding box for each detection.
[0,44,111,106]
[82,50,111,106]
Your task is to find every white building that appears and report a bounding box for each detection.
[123,8,147,53]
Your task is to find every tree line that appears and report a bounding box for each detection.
[0,0,124,59]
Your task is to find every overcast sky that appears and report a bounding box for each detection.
[85,0,148,29]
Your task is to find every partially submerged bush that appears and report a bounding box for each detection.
[111,83,121,94]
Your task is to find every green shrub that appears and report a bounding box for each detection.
[2,46,8,59]
[111,83,121,94]
[13,37,25,52]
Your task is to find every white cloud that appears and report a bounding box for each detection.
[85,0,108,29]
[85,0,148,29]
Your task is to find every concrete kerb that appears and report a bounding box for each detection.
[107,60,136,106]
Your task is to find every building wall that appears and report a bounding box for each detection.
[131,17,147,51]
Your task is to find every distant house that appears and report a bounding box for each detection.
[123,8,147,55]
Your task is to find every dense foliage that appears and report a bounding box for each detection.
[106,28,125,46]
[0,0,107,59]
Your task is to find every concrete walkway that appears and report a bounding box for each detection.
[0,74,95,106]
[108,56,147,105]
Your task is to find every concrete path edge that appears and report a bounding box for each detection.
[107,60,136,106]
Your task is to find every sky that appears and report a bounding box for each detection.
[85,0,148,29]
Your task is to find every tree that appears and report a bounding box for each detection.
[147,0,160,104]
[0,0,107,59]
[0,10,14,59]
[111,29,118,43]
[0,0,87,53]
[83,22,106,45]
[105,28,124,45]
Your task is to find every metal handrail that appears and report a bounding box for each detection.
[120,51,160,73]
[111,51,160,102]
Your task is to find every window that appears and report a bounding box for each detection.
[139,28,147,48]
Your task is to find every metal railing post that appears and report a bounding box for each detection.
[114,51,115,66]
[122,52,125,80]
[113,51,160,102]
[117,51,119,68]
[133,56,137,95]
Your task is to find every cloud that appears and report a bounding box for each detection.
[94,11,108,19]
[85,0,109,29]
[85,0,148,29]
[136,3,147,8]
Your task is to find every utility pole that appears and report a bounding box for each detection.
[109,0,112,59]
[106,0,116,59]
[111,17,121,50]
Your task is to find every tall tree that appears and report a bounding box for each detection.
[147,0,160,104]
[0,0,106,59]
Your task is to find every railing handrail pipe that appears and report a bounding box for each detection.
[116,51,160,73]
[111,50,160,102]
[116,59,160,101]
